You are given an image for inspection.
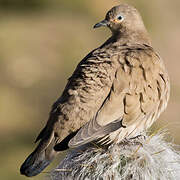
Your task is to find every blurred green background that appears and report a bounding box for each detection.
[0,0,179,179]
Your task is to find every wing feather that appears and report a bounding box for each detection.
[68,45,168,148]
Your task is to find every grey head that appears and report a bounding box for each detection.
[94,4,151,45]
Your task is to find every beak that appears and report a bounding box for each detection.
[93,19,109,29]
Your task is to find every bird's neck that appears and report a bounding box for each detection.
[100,29,151,50]
[113,28,151,46]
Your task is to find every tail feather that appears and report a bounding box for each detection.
[35,125,47,143]
[54,130,78,151]
[20,131,57,177]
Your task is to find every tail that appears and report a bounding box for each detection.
[20,130,57,177]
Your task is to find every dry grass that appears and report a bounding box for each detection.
[50,131,180,180]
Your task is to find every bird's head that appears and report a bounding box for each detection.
[94,4,147,38]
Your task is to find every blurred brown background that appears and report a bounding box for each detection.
[0,0,179,179]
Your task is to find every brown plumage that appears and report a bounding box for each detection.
[20,4,170,177]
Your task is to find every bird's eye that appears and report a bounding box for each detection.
[117,15,123,21]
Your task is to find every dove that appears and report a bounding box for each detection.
[20,4,170,177]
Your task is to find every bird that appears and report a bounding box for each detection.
[20,3,170,177]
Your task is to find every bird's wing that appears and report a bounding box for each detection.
[35,47,118,146]
[68,45,169,148]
